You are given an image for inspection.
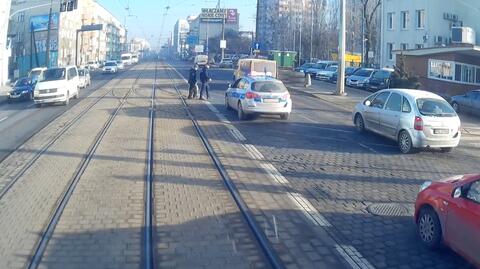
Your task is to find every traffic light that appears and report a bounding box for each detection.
[60,0,77,12]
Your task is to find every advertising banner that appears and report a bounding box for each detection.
[226,9,237,23]
[200,8,237,24]
[30,13,59,32]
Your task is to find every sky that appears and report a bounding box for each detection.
[97,0,257,48]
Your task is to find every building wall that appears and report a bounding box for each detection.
[381,0,480,68]
[0,0,12,86]
[173,19,189,54]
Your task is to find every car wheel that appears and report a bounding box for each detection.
[280,113,290,120]
[441,147,453,153]
[398,130,414,154]
[225,96,231,110]
[238,102,246,120]
[417,207,442,249]
[354,114,365,132]
[451,102,460,112]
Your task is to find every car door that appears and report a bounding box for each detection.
[472,92,480,116]
[364,91,391,133]
[229,79,244,108]
[380,92,402,139]
[446,180,480,266]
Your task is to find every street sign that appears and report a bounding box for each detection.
[253,42,261,51]
[368,51,374,58]
[80,24,103,32]
[195,45,204,53]
[220,40,227,49]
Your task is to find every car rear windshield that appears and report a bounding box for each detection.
[251,81,288,93]
[416,98,456,117]
[373,70,392,79]
[252,61,276,74]
[105,62,116,66]
[43,68,66,81]
[354,69,373,77]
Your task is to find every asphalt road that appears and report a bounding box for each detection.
[169,60,478,269]
[0,69,127,162]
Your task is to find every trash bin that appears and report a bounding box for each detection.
[282,51,297,68]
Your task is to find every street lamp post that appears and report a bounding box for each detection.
[336,0,346,96]
[45,0,53,67]
[309,0,315,62]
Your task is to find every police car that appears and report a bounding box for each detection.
[225,76,292,120]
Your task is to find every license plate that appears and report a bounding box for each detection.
[434,129,449,134]
[263,98,279,103]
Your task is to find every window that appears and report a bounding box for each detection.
[18,12,25,22]
[364,93,378,105]
[387,12,395,30]
[416,10,425,29]
[387,43,394,61]
[232,79,241,88]
[402,97,412,113]
[429,59,454,80]
[461,65,475,84]
[237,79,246,89]
[415,44,424,49]
[385,93,402,112]
[416,98,456,117]
[371,92,391,109]
[476,68,480,84]
[401,11,409,29]
[466,181,480,203]
[401,43,408,51]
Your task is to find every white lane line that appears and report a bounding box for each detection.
[206,102,220,113]
[0,116,8,123]
[243,144,265,160]
[228,126,246,142]
[27,103,35,108]
[461,136,480,141]
[259,162,290,184]
[288,193,332,227]
[335,245,376,269]
[358,142,379,154]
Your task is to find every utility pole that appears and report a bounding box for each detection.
[336,0,346,96]
[221,9,225,61]
[255,0,260,43]
[309,1,314,62]
[45,0,53,67]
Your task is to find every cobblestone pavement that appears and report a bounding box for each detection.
[37,64,155,269]
[0,64,148,268]
[152,66,269,269]
[169,61,478,269]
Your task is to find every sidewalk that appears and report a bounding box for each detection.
[280,69,480,136]
[0,85,9,104]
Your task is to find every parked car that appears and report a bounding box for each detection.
[78,68,91,88]
[219,58,234,68]
[8,77,36,102]
[225,76,292,120]
[116,60,125,70]
[34,66,79,106]
[331,66,360,83]
[316,65,338,82]
[353,89,461,154]
[86,61,99,70]
[367,69,394,92]
[346,68,375,89]
[450,90,480,116]
[415,174,480,268]
[28,67,47,83]
[194,55,208,67]
[305,61,337,78]
[234,59,277,81]
[295,63,315,73]
[103,61,118,74]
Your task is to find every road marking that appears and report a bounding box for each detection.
[461,136,480,141]
[27,103,36,108]
[259,162,290,184]
[0,116,8,123]
[243,144,265,160]
[229,126,247,142]
[206,102,220,113]
[335,245,376,269]
[358,142,379,154]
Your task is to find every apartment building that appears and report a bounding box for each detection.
[0,0,12,86]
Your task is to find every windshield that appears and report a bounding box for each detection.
[354,69,373,77]
[313,63,327,69]
[373,70,391,79]
[105,62,116,66]
[416,98,456,117]
[251,81,288,93]
[43,68,66,81]
[326,66,338,72]
[15,78,31,87]
[346,67,357,75]
[78,70,85,76]
[252,61,276,75]
[121,56,130,60]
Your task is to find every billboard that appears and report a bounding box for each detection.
[30,13,59,32]
[200,8,237,24]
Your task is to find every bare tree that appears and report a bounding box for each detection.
[360,0,381,66]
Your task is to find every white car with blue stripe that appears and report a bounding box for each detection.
[225,76,292,120]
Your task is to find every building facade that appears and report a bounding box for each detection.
[8,0,125,78]
[0,0,12,86]
[380,0,480,68]
[173,19,189,55]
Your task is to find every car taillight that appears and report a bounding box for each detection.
[414,116,423,131]
[246,92,260,99]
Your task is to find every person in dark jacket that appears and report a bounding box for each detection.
[187,65,198,99]
[199,65,211,100]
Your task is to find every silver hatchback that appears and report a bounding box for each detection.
[353,89,461,153]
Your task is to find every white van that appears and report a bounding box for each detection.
[194,55,208,66]
[28,67,48,83]
[131,54,139,64]
[234,59,277,81]
[121,53,133,65]
[34,66,80,106]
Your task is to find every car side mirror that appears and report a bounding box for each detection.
[453,187,462,199]
[365,100,371,106]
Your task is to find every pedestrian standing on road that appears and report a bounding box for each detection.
[187,65,198,99]
[200,65,211,100]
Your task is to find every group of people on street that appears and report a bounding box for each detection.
[188,65,211,100]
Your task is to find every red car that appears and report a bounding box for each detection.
[415,174,480,267]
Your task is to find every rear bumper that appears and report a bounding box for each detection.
[34,94,67,104]
[243,101,292,115]
[412,131,461,148]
